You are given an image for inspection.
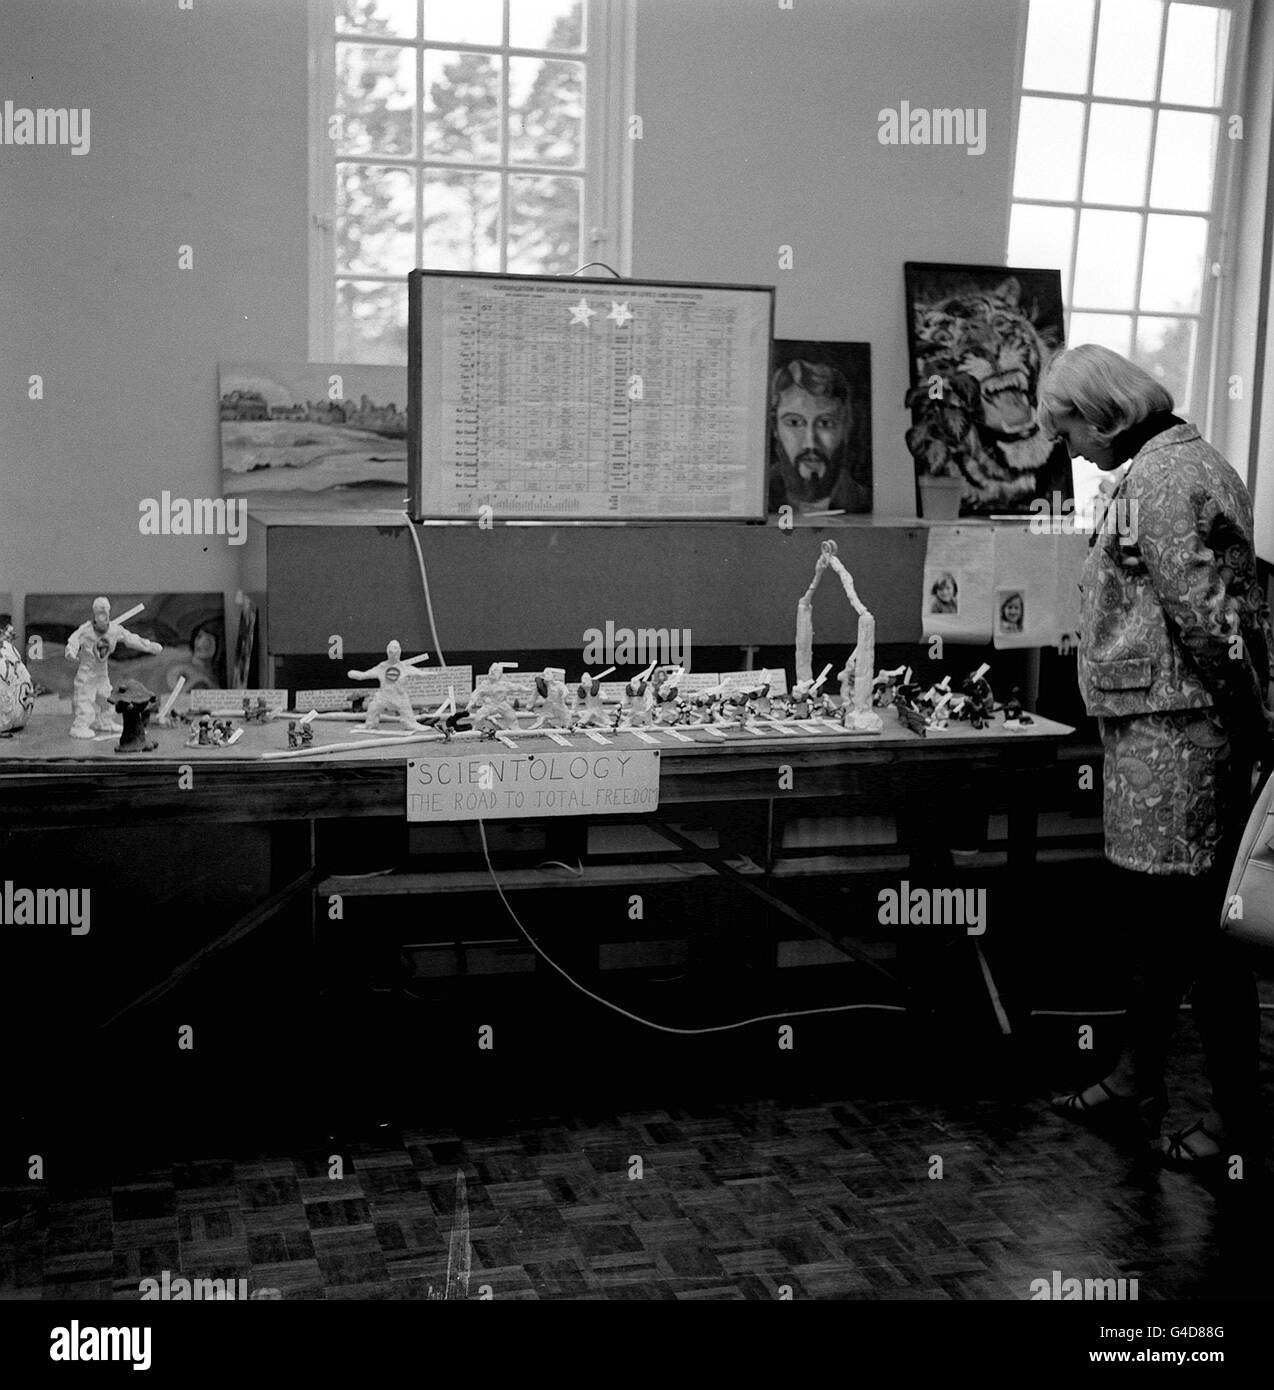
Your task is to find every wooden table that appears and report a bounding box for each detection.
[0,708,1075,1029]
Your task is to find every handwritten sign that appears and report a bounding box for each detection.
[717,668,789,695]
[406,749,660,822]
[188,688,288,714]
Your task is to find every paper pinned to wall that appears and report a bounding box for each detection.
[923,526,1088,649]
[922,527,994,643]
[990,528,1088,650]
[991,528,1051,649]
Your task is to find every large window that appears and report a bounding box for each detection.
[309,0,633,361]
[1009,0,1248,421]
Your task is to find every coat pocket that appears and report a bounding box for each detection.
[1089,657,1152,690]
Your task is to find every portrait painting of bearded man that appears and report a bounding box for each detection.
[768,341,872,515]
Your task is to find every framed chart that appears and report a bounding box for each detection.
[409,271,775,522]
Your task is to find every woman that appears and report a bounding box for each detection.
[1037,344,1270,1168]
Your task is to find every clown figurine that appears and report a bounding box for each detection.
[0,614,34,735]
[65,598,163,739]
[347,640,431,730]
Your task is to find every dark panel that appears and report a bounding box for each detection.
[266,522,928,654]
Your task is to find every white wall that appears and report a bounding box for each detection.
[0,0,310,604]
[1,0,1025,610]
[632,0,1024,517]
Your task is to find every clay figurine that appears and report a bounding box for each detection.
[466,661,520,733]
[347,640,431,730]
[0,613,34,735]
[960,663,995,730]
[65,598,163,739]
[571,670,611,729]
[529,667,570,729]
[110,677,159,753]
[1002,686,1034,729]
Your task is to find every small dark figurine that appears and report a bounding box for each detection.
[1002,686,1034,728]
[287,720,302,749]
[349,692,368,714]
[111,678,159,753]
[213,718,235,744]
[960,664,995,730]
[194,713,214,746]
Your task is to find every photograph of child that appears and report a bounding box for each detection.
[997,589,1025,634]
[929,571,959,615]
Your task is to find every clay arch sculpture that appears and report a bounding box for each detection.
[794,540,883,733]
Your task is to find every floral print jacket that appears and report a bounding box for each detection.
[1078,423,1273,738]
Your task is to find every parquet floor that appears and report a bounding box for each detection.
[5,1037,1271,1302]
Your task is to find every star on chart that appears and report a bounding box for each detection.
[607,301,633,327]
[569,298,596,325]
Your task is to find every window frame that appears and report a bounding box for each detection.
[1008,0,1252,437]
[307,0,635,361]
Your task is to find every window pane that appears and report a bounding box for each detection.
[1134,317,1196,413]
[1022,0,1094,94]
[1161,2,1230,107]
[1012,97,1084,200]
[1068,312,1133,356]
[337,0,415,39]
[509,58,584,167]
[335,164,415,276]
[335,279,408,364]
[423,51,501,162]
[1008,203,1074,275]
[1082,103,1152,206]
[423,0,503,46]
[1073,210,1142,309]
[1092,0,1164,100]
[510,0,585,52]
[508,175,582,274]
[422,171,500,270]
[336,43,415,157]
[1150,111,1218,211]
[1140,214,1208,312]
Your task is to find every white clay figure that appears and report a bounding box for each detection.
[65,598,163,739]
[347,640,431,730]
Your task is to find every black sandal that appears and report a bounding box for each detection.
[1159,1121,1227,1169]
[1050,1081,1165,1131]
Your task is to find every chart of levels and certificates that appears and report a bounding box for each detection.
[414,274,773,520]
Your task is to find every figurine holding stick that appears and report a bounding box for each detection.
[65,598,163,739]
[347,640,431,731]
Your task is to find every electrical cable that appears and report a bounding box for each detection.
[402,511,446,666]
[476,817,906,1034]
[571,261,621,277]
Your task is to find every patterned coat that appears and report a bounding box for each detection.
[1078,423,1273,874]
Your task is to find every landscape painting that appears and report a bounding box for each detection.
[219,362,409,513]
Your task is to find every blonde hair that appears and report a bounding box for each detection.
[1037,344,1173,443]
